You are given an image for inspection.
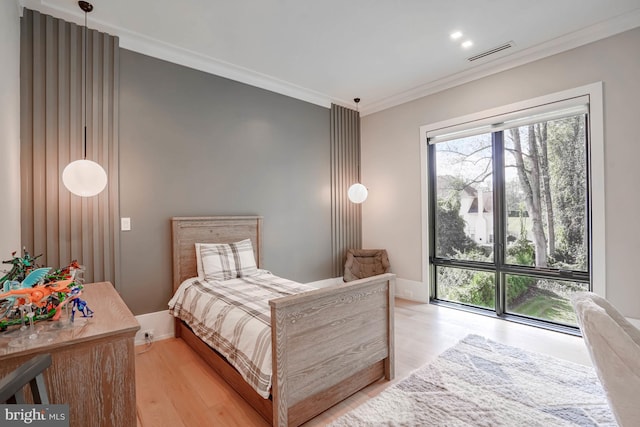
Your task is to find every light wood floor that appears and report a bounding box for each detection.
[135,299,591,427]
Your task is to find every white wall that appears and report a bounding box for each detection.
[362,27,640,319]
[0,1,22,259]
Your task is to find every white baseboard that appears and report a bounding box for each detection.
[307,276,431,303]
[134,310,175,345]
[627,316,640,329]
[305,276,344,288]
[394,278,429,303]
[310,276,430,303]
[390,279,640,333]
[132,293,639,346]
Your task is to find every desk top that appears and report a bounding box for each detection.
[0,282,140,359]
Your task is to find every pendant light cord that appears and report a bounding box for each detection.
[354,98,361,180]
[83,6,87,160]
[78,1,94,159]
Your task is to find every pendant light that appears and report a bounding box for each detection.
[348,182,368,204]
[62,1,107,197]
[348,98,368,204]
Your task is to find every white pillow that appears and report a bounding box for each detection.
[197,239,258,281]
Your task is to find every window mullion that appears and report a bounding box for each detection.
[427,142,437,299]
[584,113,593,292]
[492,131,506,316]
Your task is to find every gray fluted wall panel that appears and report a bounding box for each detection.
[330,104,361,276]
[20,9,120,286]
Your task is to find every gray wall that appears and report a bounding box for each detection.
[0,1,21,259]
[361,27,640,319]
[119,49,331,315]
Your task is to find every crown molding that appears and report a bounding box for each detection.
[119,34,340,108]
[360,8,640,116]
[19,1,640,115]
[19,0,345,109]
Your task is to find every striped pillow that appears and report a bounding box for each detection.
[232,239,259,277]
[200,243,237,281]
[198,239,258,281]
[195,243,206,278]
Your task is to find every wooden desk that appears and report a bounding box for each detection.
[0,282,140,427]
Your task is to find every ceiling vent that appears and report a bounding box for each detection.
[467,41,514,62]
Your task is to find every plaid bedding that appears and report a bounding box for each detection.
[168,271,315,399]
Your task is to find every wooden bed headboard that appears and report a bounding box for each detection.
[171,216,263,293]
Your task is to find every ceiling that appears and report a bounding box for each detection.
[19,0,640,115]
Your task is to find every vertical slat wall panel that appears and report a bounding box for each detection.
[110,35,121,289]
[330,104,362,277]
[20,9,120,286]
[19,11,34,258]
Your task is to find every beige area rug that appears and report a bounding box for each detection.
[329,334,616,427]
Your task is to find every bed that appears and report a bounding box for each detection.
[170,216,395,427]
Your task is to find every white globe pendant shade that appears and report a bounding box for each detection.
[348,183,368,203]
[62,159,107,197]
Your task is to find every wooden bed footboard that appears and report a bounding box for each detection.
[171,216,395,426]
[270,272,395,426]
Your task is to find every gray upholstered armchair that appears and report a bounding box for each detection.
[571,292,640,427]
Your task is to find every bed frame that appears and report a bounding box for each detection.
[171,216,395,427]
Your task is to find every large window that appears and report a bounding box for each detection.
[426,95,594,329]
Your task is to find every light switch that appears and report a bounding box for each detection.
[121,217,131,231]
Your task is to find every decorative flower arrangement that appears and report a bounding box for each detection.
[0,248,93,332]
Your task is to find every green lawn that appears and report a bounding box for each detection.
[509,289,577,326]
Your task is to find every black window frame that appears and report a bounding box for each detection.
[427,114,592,333]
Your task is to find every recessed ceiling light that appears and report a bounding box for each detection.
[462,40,473,49]
[450,31,463,40]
